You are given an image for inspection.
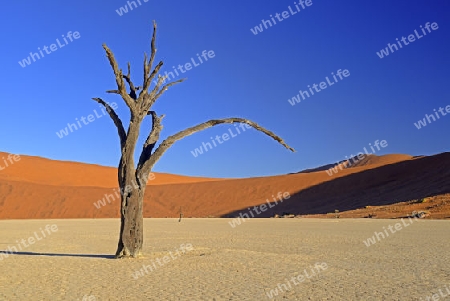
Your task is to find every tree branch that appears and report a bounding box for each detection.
[92,98,127,149]
[148,21,157,74]
[102,44,136,112]
[137,111,165,171]
[148,61,164,89]
[138,21,161,102]
[106,89,120,94]
[140,61,163,103]
[137,118,295,178]
[123,62,140,100]
[141,76,185,115]
[138,74,167,114]
[154,78,186,102]
[143,52,149,89]
[135,21,185,114]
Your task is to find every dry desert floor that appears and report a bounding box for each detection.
[0,219,449,301]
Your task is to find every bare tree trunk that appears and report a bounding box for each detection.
[115,184,145,258]
[115,121,146,258]
[115,152,149,258]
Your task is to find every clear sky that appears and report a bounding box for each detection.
[1,0,449,178]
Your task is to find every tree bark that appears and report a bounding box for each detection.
[115,185,145,258]
[115,155,148,258]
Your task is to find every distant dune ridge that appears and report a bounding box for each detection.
[298,154,413,174]
[0,151,449,219]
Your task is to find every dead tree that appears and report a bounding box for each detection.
[93,21,295,258]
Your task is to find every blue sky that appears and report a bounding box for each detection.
[1,0,449,178]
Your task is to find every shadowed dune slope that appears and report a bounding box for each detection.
[298,154,413,173]
[0,152,448,219]
[225,152,450,218]
[347,154,413,168]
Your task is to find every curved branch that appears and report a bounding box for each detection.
[137,117,295,178]
[92,97,126,149]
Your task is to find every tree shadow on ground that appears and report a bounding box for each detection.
[0,250,114,259]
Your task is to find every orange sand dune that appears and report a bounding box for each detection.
[0,152,448,219]
[0,152,224,187]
